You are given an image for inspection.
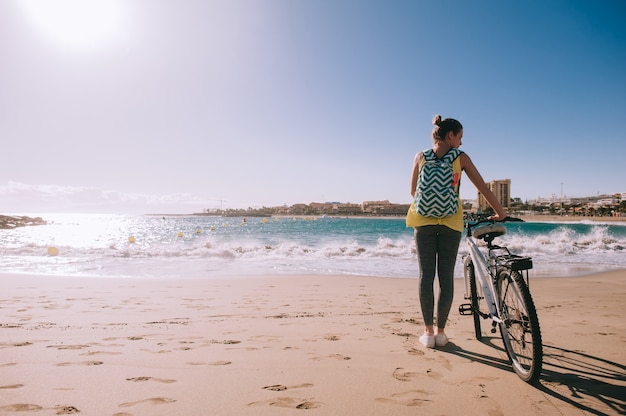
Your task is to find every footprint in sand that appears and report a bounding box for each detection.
[47,344,90,350]
[248,397,321,409]
[57,361,103,367]
[262,383,314,392]
[309,353,351,361]
[7,341,33,347]
[263,385,288,391]
[425,368,443,380]
[476,395,504,416]
[81,350,123,356]
[393,368,421,382]
[126,376,176,384]
[436,355,453,371]
[209,360,233,366]
[55,405,80,414]
[393,367,444,381]
[459,376,499,385]
[0,404,43,412]
[0,384,24,389]
[186,360,232,366]
[404,345,425,356]
[375,390,434,407]
[119,397,176,408]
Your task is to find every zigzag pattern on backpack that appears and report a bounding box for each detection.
[414,148,462,218]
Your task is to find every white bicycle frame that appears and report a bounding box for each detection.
[466,234,504,324]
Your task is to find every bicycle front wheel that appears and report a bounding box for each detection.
[496,268,542,383]
[464,256,482,340]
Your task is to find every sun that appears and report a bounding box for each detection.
[19,0,128,51]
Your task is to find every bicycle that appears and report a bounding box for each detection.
[458,216,543,383]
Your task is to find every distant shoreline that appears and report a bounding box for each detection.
[0,215,47,229]
[190,213,626,223]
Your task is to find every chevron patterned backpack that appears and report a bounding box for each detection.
[415,148,462,218]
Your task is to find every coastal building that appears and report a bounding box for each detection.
[309,202,335,214]
[335,203,363,216]
[362,200,410,216]
[478,179,511,212]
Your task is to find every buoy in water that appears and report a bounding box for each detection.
[177,231,184,238]
[210,226,215,231]
[128,236,136,244]
[196,228,201,234]
[263,218,268,223]
[47,246,59,256]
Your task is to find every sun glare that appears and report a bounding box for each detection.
[19,0,128,51]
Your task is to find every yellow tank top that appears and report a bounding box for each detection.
[413,157,464,232]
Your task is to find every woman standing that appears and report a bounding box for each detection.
[410,115,506,348]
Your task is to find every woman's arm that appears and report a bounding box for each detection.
[460,153,507,220]
[410,152,423,198]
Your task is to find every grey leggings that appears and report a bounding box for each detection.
[414,225,462,328]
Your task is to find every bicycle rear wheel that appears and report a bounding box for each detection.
[496,268,543,383]
[464,256,482,340]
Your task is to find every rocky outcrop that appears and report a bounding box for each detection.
[0,215,47,229]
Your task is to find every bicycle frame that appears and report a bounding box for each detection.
[466,234,504,324]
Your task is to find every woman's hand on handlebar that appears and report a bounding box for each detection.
[488,211,507,222]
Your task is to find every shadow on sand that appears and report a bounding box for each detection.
[442,338,626,416]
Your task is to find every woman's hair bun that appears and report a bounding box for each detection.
[431,115,462,143]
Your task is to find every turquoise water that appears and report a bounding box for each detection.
[1,214,624,278]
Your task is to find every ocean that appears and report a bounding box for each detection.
[1,214,625,279]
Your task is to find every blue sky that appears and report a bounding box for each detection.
[1,0,624,214]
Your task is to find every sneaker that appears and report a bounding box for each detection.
[435,333,449,347]
[419,333,435,348]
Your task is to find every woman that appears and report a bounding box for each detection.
[410,115,506,348]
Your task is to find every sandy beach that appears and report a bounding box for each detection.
[1,271,624,416]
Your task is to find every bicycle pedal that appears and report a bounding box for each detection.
[458,303,473,316]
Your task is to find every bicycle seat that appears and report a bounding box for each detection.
[472,223,506,240]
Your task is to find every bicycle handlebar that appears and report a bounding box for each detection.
[464,214,523,224]
[463,215,524,236]
[464,213,523,221]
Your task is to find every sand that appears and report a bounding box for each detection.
[1,270,624,416]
